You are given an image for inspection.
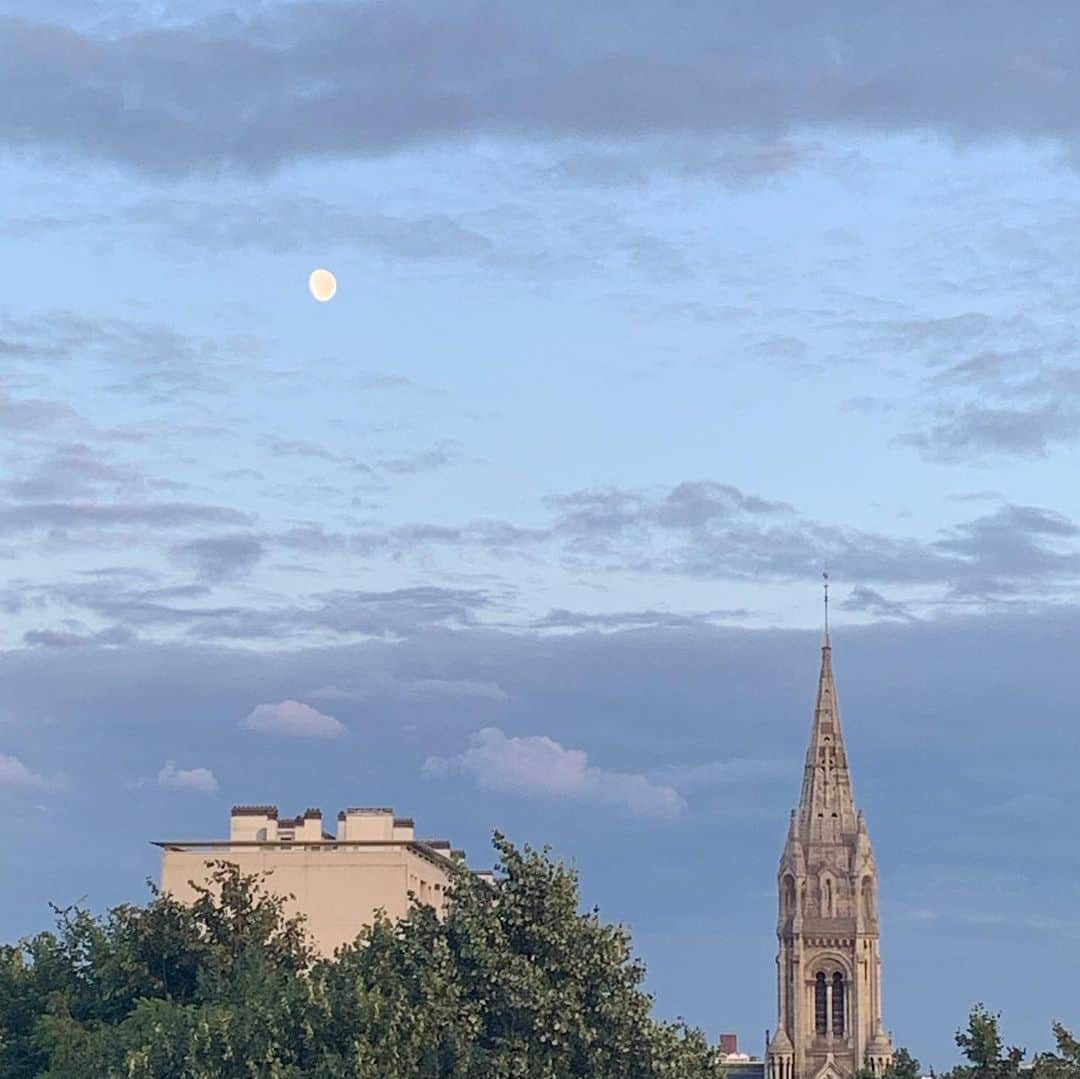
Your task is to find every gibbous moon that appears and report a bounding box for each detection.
[308,268,337,302]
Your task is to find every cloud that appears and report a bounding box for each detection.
[10,5,1080,176]
[424,726,686,819]
[0,310,262,400]
[400,678,508,703]
[873,316,1080,462]
[170,533,265,582]
[0,501,250,536]
[0,391,81,431]
[157,760,218,793]
[24,625,135,648]
[376,442,462,476]
[900,403,1080,462]
[0,753,63,791]
[840,586,917,621]
[241,699,346,738]
[6,443,141,502]
[350,519,549,559]
[47,581,495,643]
[529,607,749,631]
[130,198,492,260]
[308,676,508,704]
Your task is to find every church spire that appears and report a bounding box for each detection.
[770,599,892,1079]
[796,611,857,837]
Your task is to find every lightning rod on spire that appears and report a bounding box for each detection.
[823,570,830,646]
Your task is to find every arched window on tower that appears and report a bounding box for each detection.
[823,876,833,917]
[814,972,827,1035]
[832,972,845,1036]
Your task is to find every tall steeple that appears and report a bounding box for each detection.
[796,637,858,840]
[768,596,893,1079]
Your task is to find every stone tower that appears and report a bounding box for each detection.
[767,631,893,1079]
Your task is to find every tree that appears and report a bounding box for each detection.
[1033,1022,1080,1079]
[0,838,723,1078]
[940,1004,1024,1079]
[851,1044,921,1079]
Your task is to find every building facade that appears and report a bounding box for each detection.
[767,637,894,1079]
[158,805,487,956]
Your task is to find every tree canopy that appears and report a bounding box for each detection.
[940,1004,1080,1079]
[0,833,722,1078]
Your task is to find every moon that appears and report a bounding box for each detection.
[308,268,337,303]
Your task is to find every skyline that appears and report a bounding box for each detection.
[2,1,1080,1070]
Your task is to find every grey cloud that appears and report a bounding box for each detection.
[170,533,265,582]
[400,678,508,703]
[23,625,135,648]
[548,481,790,540]
[931,505,1080,597]
[308,673,508,704]
[900,403,1080,462]
[55,580,494,642]
[130,198,492,259]
[9,5,1080,176]
[0,210,108,239]
[0,501,250,535]
[6,443,141,501]
[860,314,1080,462]
[257,478,1080,613]
[840,586,917,622]
[350,518,549,558]
[274,523,347,554]
[377,442,461,476]
[0,391,81,431]
[547,480,1080,600]
[550,137,812,189]
[0,311,262,400]
[264,437,358,466]
[529,607,749,631]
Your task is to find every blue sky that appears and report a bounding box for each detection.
[2,1,1080,1068]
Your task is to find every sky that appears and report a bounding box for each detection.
[2,0,1080,1068]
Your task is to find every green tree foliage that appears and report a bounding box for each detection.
[0,837,722,1078]
[850,1045,920,1079]
[1033,1022,1080,1079]
[940,1004,1024,1079]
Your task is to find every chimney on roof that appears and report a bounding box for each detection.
[297,808,323,841]
[230,805,278,842]
[337,807,395,842]
[720,1034,738,1056]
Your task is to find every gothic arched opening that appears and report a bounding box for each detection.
[814,972,827,1035]
[832,972,845,1035]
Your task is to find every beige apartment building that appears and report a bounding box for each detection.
[157,805,486,956]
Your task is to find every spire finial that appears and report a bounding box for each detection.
[823,570,830,647]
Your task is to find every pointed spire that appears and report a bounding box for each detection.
[796,628,857,838]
